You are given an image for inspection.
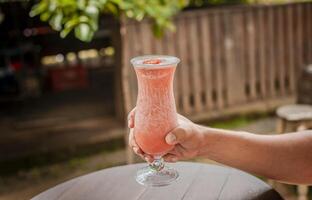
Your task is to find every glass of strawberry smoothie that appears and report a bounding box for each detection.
[131,55,180,186]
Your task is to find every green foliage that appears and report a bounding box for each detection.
[30,0,189,42]
[29,0,265,42]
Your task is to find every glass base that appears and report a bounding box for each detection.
[136,165,179,187]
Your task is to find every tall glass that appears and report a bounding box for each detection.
[131,55,180,186]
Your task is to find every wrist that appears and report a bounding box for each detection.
[196,125,228,158]
[192,124,211,157]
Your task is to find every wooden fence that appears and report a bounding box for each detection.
[120,2,312,121]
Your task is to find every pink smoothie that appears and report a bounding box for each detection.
[133,57,178,156]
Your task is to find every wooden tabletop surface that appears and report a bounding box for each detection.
[31,162,282,200]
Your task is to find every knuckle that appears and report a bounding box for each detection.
[174,127,185,134]
[174,127,182,132]
[174,127,188,140]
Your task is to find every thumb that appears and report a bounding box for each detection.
[127,108,136,128]
[165,127,187,145]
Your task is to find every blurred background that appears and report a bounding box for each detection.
[0,0,311,199]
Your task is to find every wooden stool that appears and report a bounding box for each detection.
[276,104,312,200]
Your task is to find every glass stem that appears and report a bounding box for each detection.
[149,156,164,171]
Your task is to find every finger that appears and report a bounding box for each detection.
[165,127,188,145]
[131,143,145,160]
[138,153,145,160]
[167,148,179,156]
[132,146,144,156]
[144,154,154,163]
[128,129,138,148]
[133,152,154,163]
[133,151,147,162]
[127,108,136,128]
[166,144,185,158]
[174,144,187,158]
[163,154,179,163]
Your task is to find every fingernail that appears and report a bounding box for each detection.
[166,133,176,144]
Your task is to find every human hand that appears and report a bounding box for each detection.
[128,108,154,163]
[128,108,205,163]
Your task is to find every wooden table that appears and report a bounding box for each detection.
[276,104,312,200]
[32,162,282,200]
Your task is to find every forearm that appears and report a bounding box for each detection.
[197,125,312,184]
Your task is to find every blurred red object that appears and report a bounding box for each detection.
[10,61,22,71]
[49,66,88,92]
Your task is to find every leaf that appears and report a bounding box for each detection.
[165,21,176,31]
[48,1,57,12]
[152,23,164,38]
[109,0,120,3]
[178,0,190,7]
[118,1,134,10]
[64,17,80,29]
[29,1,48,17]
[60,27,72,38]
[88,19,98,31]
[126,10,134,18]
[134,10,145,21]
[77,0,87,10]
[85,5,99,18]
[79,15,90,23]
[89,0,102,9]
[104,2,119,16]
[49,11,63,31]
[30,0,189,42]
[75,23,94,42]
[99,0,108,4]
[40,12,52,21]
[145,5,157,17]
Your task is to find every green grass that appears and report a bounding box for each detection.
[209,116,255,129]
[201,112,270,129]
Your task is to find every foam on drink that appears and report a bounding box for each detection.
[131,55,180,69]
